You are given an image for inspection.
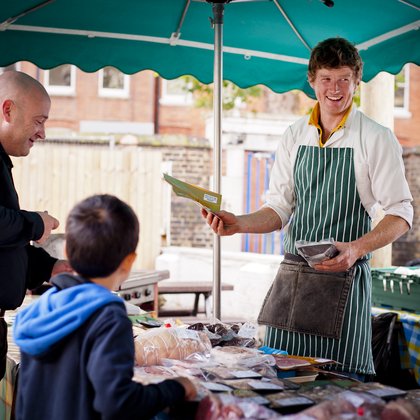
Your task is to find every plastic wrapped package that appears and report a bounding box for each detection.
[283,391,386,420]
[196,393,281,420]
[188,320,258,347]
[161,358,210,379]
[210,346,275,369]
[381,398,420,420]
[134,326,212,366]
[295,238,339,267]
[162,355,218,370]
[132,365,178,384]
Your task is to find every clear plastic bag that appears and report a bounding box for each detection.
[285,390,386,420]
[134,326,212,366]
[295,238,339,267]
[210,346,276,369]
[196,393,280,419]
[187,319,258,348]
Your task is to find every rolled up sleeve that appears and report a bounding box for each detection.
[265,126,296,228]
[367,129,413,228]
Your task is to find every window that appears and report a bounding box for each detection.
[44,64,76,95]
[394,65,410,118]
[160,77,193,106]
[98,67,130,98]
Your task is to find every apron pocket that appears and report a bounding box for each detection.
[258,260,354,339]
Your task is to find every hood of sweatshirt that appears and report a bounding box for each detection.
[13,274,124,356]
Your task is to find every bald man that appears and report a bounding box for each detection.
[0,71,72,379]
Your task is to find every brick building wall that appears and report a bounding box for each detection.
[158,104,208,136]
[393,148,420,265]
[395,65,420,147]
[19,63,214,138]
[159,143,214,248]
[19,62,155,133]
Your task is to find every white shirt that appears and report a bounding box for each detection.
[266,106,414,228]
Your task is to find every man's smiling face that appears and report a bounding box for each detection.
[309,66,358,121]
[2,87,50,157]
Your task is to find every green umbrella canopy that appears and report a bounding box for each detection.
[1,0,419,318]
[0,0,419,96]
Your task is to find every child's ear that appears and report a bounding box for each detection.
[121,252,137,272]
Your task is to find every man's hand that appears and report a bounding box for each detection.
[201,209,241,236]
[201,207,282,236]
[36,211,59,244]
[51,260,73,277]
[313,215,410,272]
[313,241,360,272]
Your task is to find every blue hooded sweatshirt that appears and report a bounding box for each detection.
[13,273,185,420]
[14,279,122,356]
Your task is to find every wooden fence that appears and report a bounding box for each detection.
[11,142,164,269]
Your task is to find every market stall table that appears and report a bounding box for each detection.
[4,306,419,419]
[130,322,420,419]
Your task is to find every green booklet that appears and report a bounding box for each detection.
[163,173,222,213]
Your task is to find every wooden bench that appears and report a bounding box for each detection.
[158,281,234,318]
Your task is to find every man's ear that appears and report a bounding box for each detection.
[2,99,14,122]
[308,77,314,90]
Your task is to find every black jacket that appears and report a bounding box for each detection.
[0,143,56,309]
[16,274,186,420]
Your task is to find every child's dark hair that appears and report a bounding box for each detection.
[65,194,139,278]
[308,37,363,82]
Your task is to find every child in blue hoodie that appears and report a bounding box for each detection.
[13,194,196,420]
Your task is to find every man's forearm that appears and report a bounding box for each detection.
[237,207,282,234]
[352,215,410,259]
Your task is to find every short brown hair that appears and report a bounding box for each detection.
[65,194,139,278]
[308,37,363,82]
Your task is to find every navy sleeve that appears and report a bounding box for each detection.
[0,207,45,248]
[0,151,44,247]
[26,245,57,290]
[86,304,186,420]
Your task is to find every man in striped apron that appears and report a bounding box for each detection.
[202,38,413,378]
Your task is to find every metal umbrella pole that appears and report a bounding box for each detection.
[210,0,226,320]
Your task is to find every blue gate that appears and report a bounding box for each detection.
[243,151,285,255]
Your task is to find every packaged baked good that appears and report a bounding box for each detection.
[134,326,212,366]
